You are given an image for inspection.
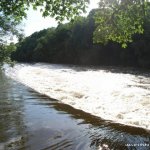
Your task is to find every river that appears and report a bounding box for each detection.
[1,63,150,149]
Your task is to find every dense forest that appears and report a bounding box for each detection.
[12,9,150,68]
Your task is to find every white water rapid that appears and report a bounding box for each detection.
[4,63,150,130]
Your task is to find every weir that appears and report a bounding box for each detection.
[4,63,150,130]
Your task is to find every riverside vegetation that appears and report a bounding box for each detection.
[0,0,150,68]
[12,8,150,68]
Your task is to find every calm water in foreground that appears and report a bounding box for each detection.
[0,69,150,150]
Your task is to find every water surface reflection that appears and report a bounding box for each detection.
[0,71,150,150]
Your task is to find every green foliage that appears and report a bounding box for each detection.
[33,0,89,21]
[0,0,89,22]
[1,0,150,67]
[0,0,89,65]
[0,0,89,42]
[12,9,150,68]
[0,43,16,66]
[0,0,27,43]
[93,0,149,47]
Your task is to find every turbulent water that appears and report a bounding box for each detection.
[4,63,150,130]
[1,64,150,150]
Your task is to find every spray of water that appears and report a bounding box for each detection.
[4,63,150,130]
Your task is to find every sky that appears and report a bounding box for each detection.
[23,0,99,37]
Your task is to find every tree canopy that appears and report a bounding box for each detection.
[0,0,150,66]
[0,0,89,42]
[12,11,150,68]
[1,0,149,47]
[0,0,89,65]
[94,0,150,47]
[0,0,89,22]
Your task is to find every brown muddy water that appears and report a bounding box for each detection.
[0,70,150,150]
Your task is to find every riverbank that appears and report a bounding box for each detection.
[4,63,150,130]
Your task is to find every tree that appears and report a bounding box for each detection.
[0,0,89,20]
[0,0,89,65]
[93,0,150,47]
[0,42,16,66]
[12,9,150,68]
[1,0,150,66]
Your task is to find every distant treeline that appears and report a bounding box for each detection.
[12,9,150,68]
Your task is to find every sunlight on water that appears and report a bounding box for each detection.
[4,63,150,130]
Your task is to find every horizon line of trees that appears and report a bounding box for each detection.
[12,9,150,68]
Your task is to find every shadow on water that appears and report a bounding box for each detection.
[0,70,150,150]
[31,95,150,150]
[0,71,27,150]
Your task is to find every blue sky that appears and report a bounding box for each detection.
[23,0,99,37]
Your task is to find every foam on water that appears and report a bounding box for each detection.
[4,63,150,130]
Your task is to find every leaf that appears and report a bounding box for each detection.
[122,43,127,48]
